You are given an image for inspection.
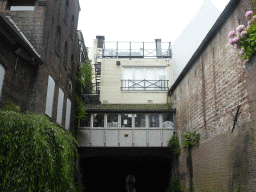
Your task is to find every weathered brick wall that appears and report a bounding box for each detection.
[0,0,83,135]
[0,32,37,112]
[169,0,256,191]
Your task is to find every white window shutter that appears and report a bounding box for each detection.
[0,64,5,99]
[45,76,55,117]
[65,99,71,131]
[56,88,64,124]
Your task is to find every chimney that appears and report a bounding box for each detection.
[155,39,162,58]
[96,36,105,48]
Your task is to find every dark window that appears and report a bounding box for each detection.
[71,54,75,71]
[55,26,61,52]
[64,0,69,23]
[7,0,35,11]
[70,15,75,39]
[64,42,68,69]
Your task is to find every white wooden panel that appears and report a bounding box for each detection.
[65,99,71,130]
[77,129,91,147]
[120,129,133,146]
[162,129,174,147]
[0,64,5,99]
[45,76,55,117]
[106,129,118,146]
[148,129,161,146]
[92,129,104,146]
[56,88,64,124]
[134,129,147,146]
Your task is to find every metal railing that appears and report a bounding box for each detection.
[121,80,169,91]
[82,83,100,94]
[102,41,172,58]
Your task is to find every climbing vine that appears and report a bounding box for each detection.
[182,130,200,148]
[0,101,81,191]
[167,134,181,154]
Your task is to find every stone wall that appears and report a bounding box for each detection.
[169,0,256,191]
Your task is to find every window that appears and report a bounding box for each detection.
[70,15,75,39]
[7,0,35,11]
[121,114,132,127]
[65,99,71,130]
[71,54,75,71]
[64,0,69,23]
[0,64,5,99]
[56,88,64,124]
[55,26,61,52]
[162,114,173,128]
[135,114,146,128]
[122,67,167,91]
[148,114,159,127]
[45,76,55,117]
[93,114,104,127]
[64,42,68,69]
[107,114,118,127]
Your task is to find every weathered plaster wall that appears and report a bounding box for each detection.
[169,0,256,191]
[100,58,173,104]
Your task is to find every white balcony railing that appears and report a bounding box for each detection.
[77,127,174,147]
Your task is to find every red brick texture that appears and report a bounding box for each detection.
[169,0,256,191]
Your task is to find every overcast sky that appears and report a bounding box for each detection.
[78,0,230,48]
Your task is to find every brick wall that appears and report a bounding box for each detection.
[0,32,37,112]
[0,0,84,135]
[169,0,256,191]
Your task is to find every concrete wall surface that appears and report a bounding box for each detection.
[169,0,256,191]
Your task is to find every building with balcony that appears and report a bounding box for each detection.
[78,36,176,148]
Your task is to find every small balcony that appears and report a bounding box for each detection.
[121,79,169,91]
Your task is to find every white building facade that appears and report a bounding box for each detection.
[78,37,175,147]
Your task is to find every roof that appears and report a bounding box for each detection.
[168,0,239,95]
[84,104,175,113]
[0,12,44,65]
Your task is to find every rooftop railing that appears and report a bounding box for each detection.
[102,41,172,58]
[121,79,169,91]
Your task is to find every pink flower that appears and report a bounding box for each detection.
[253,15,256,20]
[229,39,235,45]
[239,50,244,55]
[240,30,247,37]
[228,30,236,38]
[248,20,254,26]
[245,10,254,19]
[232,36,239,43]
[236,25,245,32]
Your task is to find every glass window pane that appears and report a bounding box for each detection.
[149,114,159,127]
[93,114,104,127]
[107,113,118,127]
[162,114,173,128]
[80,114,90,127]
[135,114,146,127]
[121,114,132,128]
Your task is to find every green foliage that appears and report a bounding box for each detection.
[0,105,81,191]
[167,134,181,154]
[167,102,172,110]
[166,178,181,192]
[75,95,87,121]
[76,60,94,88]
[238,21,256,60]
[182,131,200,148]
[2,100,21,113]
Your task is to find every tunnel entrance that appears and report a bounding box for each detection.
[78,147,173,192]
